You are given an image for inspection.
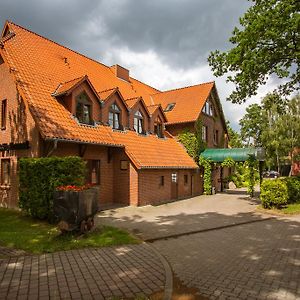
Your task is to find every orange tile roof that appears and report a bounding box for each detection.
[0,21,197,169]
[98,87,118,101]
[152,82,215,124]
[124,97,140,109]
[52,76,86,96]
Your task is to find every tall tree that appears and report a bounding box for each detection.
[208,0,300,103]
[239,104,265,146]
[226,121,243,148]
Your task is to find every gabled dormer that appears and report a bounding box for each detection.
[125,97,150,135]
[147,104,167,138]
[98,87,129,131]
[52,75,101,125]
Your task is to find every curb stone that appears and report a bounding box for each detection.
[145,242,173,300]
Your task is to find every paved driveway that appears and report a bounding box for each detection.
[97,192,300,299]
[97,192,268,240]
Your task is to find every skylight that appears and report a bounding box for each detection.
[164,103,176,112]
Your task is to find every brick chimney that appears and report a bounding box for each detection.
[110,64,130,82]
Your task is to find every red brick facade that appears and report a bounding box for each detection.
[0,22,230,209]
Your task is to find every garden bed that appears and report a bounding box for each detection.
[0,208,139,254]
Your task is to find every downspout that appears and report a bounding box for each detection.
[46,139,58,157]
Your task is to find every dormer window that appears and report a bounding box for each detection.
[202,101,213,116]
[164,103,175,112]
[154,117,164,138]
[76,92,92,124]
[134,110,144,134]
[109,103,121,129]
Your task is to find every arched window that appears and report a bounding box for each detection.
[76,92,92,124]
[109,103,121,129]
[134,110,144,134]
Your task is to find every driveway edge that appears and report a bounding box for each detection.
[145,242,173,300]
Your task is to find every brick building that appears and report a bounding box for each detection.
[0,21,227,208]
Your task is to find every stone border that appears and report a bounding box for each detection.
[145,243,173,300]
[145,217,274,242]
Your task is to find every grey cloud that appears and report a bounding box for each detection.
[0,0,250,68]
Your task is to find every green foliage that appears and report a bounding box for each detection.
[221,157,235,168]
[239,94,300,172]
[177,132,199,161]
[239,104,265,147]
[178,119,206,164]
[261,179,288,209]
[19,156,86,221]
[246,155,256,197]
[284,176,300,203]
[208,0,299,103]
[199,156,212,195]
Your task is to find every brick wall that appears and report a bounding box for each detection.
[138,169,201,206]
[0,58,40,208]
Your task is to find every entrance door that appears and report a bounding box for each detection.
[171,173,178,200]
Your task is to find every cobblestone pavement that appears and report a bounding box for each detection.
[0,244,165,299]
[153,217,300,300]
[97,193,266,240]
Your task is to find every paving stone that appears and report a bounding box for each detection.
[0,244,165,299]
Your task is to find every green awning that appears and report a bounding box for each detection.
[200,148,265,162]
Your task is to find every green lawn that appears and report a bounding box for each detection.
[0,208,139,254]
[258,203,300,215]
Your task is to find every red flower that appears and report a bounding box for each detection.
[56,183,97,191]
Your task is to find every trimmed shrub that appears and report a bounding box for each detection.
[284,176,300,203]
[19,156,86,221]
[260,179,288,209]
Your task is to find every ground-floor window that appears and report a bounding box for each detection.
[86,160,100,185]
[160,176,164,186]
[1,158,10,185]
[184,174,188,185]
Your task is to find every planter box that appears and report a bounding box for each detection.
[53,187,99,232]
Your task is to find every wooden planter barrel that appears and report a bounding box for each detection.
[53,187,99,233]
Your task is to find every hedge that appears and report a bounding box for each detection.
[260,179,288,209]
[19,156,86,221]
[284,176,300,203]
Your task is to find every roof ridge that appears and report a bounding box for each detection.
[152,81,215,95]
[7,21,113,71]
[130,77,161,93]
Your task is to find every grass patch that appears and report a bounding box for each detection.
[0,208,139,254]
[257,203,300,215]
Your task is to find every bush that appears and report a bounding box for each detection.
[19,156,86,221]
[284,176,300,203]
[260,179,288,209]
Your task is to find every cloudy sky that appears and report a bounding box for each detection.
[0,0,277,130]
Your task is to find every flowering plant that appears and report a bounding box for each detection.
[56,183,94,192]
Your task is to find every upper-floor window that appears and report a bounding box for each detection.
[214,130,219,145]
[202,125,208,142]
[76,92,92,124]
[109,103,121,130]
[164,103,176,112]
[202,101,213,116]
[134,110,144,134]
[1,99,7,130]
[154,118,163,138]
